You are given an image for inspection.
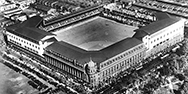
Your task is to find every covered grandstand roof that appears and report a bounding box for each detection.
[6,16,54,42]
[20,16,43,27]
[154,12,171,20]
[45,38,142,65]
[134,16,181,37]
[16,27,53,41]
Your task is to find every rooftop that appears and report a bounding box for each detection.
[6,16,53,42]
[134,15,181,37]
[34,4,52,12]
[46,38,142,65]
[53,16,138,51]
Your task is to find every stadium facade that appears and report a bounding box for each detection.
[3,6,185,86]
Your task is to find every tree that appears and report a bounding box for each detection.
[141,83,153,94]
[179,38,188,55]
[181,81,188,94]
[167,53,179,61]
[178,56,188,71]
[175,73,185,81]
[165,53,182,73]
[183,69,188,77]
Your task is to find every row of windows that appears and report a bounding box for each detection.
[9,39,39,54]
[7,30,38,44]
[47,50,83,68]
[8,34,40,50]
[149,35,184,57]
[101,52,144,78]
[46,56,83,79]
[100,45,144,68]
[150,26,183,44]
[153,38,169,48]
[9,39,21,46]
[24,46,38,54]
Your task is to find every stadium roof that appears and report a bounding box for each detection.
[20,16,43,27]
[34,4,52,13]
[46,38,142,65]
[134,16,181,38]
[16,27,53,41]
[154,12,171,20]
[6,16,53,42]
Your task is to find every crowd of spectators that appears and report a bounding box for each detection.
[124,5,156,21]
[102,8,146,27]
[42,7,102,31]
[101,3,158,27]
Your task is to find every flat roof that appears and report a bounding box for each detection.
[53,16,138,51]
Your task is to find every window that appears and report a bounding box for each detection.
[124,54,126,57]
[101,65,103,68]
[112,59,115,62]
[107,62,109,65]
[104,63,106,66]
[121,55,123,58]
